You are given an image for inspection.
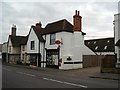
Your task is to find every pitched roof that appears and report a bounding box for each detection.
[31,26,45,42]
[116,39,120,46]
[85,38,115,52]
[9,35,28,47]
[42,19,73,35]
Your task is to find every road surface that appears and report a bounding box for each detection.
[2,64,118,88]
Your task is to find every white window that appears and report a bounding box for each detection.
[94,41,96,44]
[50,33,56,45]
[104,46,107,50]
[95,46,98,50]
[107,40,110,43]
[31,41,35,50]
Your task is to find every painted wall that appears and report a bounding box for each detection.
[2,43,7,53]
[21,45,28,64]
[114,13,120,66]
[27,28,39,53]
[44,31,95,69]
[27,28,45,67]
[40,42,46,67]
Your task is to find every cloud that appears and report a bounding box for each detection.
[1,1,118,43]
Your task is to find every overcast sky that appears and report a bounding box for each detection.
[0,0,119,44]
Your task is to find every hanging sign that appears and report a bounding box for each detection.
[55,40,61,45]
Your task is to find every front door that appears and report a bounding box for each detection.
[30,55,37,66]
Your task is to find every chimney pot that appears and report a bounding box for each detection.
[73,10,82,32]
[78,11,80,16]
[11,24,16,36]
[75,10,77,15]
[36,21,42,27]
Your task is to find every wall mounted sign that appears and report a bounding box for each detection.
[55,40,61,45]
[67,56,72,61]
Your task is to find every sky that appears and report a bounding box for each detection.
[0,0,120,44]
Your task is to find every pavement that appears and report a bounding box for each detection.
[2,62,120,81]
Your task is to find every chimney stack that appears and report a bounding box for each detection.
[73,10,82,32]
[36,21,42,29]
[11,24,16,36]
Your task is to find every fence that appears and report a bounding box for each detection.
[83,55,105,68]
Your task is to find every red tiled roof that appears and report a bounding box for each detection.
[42,19,73,35]
[9,35,28,47]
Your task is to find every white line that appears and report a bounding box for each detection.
[43,78,87,88]
[23,73,35,77]
[17,71,35,77]
[3,68,11,71]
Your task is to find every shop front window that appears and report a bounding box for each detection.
[47,49,58,66]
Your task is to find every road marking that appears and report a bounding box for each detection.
[23,73,35,77]
[43,78,87,88]
[17,71,35,77]
[3,68,11,71]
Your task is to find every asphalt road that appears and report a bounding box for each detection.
[2,63,118,88]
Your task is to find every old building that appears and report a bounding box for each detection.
[26,22,45,67]
[85,38,115,55]
[42,10,95,69]
[7,25,27,64]
[2,42,7,62]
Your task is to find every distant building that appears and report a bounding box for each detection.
[114,13,120,68]
[7,25,27,64]
[85,38,115,55]
[2,42,7,62]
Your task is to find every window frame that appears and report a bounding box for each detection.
[50,33,56,45]
[31,41,35,50]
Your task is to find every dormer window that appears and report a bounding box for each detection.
[94,41,96,44]
[104,46,107,50]
[50,33,56,45]
[107,40,110,43]
[95,46,98,50]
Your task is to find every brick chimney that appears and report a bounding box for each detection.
[11,24,16,36]
[73,10,82,32]
[36,21,42,29]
